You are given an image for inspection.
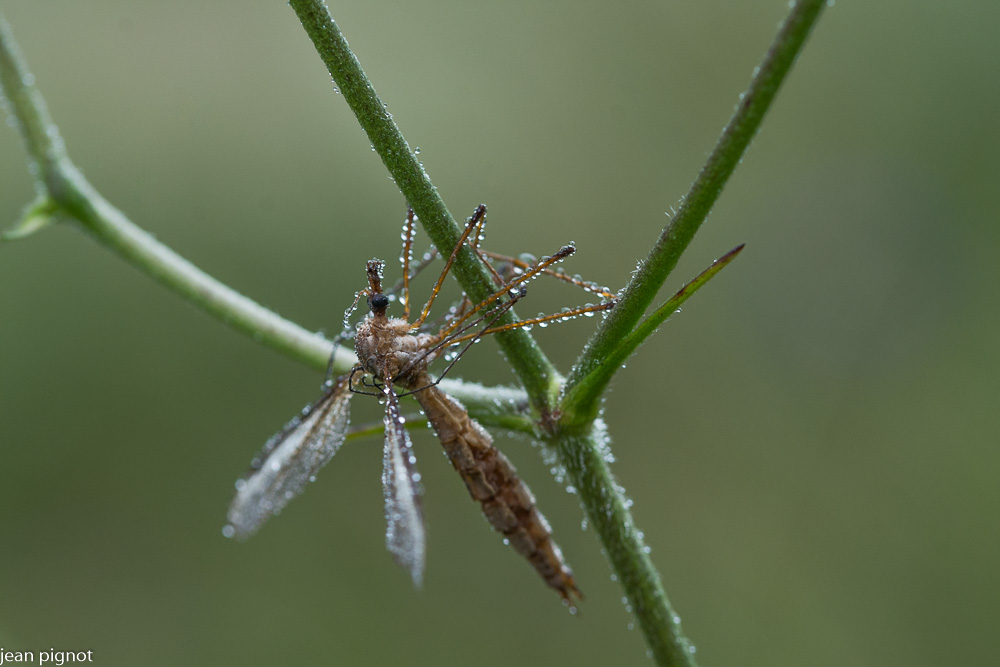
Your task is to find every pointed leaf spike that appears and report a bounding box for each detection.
[2,196,58,242]
[561,244,745,427]
[638,243,745,337]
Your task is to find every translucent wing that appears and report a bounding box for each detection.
[226,376,353,539]
[381,383,426,587]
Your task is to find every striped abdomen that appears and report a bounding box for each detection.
[414,382,580,601]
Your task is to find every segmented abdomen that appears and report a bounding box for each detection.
[414,383,580,601]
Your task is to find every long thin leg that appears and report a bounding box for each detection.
[416,294,471,335]
[467,208,509,287]
[324,329,357,387]
[385,248,439,305]
[400,208,417,321]
[347,365,381,397]
[341,288,369,336]
[471,206,487,250]
[434,244,576,341]
[410,205,487,330]
[479,250,617,299]
[472,245,507,287]
[443,301,616,344]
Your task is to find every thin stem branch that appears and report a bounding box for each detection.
[562,0,828,427]
[0,12,66,202]
[0,16,344,372]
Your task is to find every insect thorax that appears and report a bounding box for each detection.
[355,314,437,388]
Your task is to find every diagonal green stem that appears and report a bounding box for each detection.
[288,0,561,411]
[0,13,67,203]
[0,11,348,373]
[562,0,828,427]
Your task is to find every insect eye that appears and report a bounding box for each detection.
[369,293,390,311]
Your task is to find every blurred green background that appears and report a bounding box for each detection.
[2,1,998,665]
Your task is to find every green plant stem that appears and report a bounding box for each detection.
[0,14,58,188]
[562,0,827,427]
[557,427,697,666]
[0,13,337,370]
[288,0,561,411]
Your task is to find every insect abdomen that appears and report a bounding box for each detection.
[415,384,580,601]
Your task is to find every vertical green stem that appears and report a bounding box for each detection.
[559,428,698,666]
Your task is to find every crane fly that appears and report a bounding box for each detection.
[225,205,616,602]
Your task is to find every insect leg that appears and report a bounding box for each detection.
[409,204,487,329]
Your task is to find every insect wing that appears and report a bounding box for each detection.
[381,385,426,587]
[226,377,353,539]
